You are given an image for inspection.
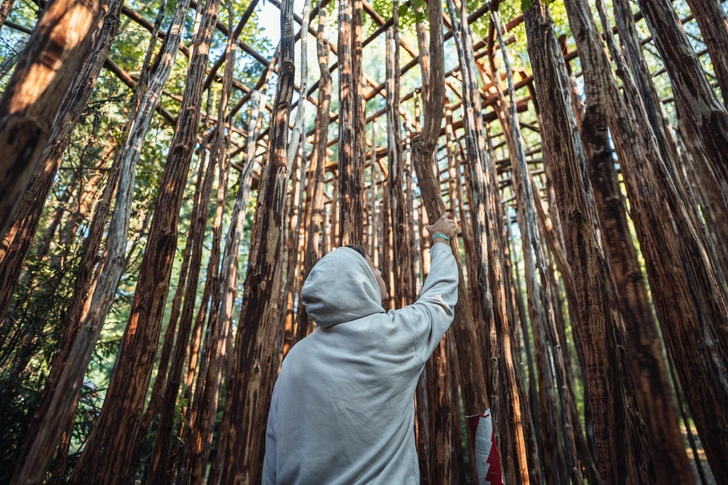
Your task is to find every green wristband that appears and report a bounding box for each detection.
[432,233,450,242]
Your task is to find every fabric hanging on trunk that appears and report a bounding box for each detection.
[467,409,504,485]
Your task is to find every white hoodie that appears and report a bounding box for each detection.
[263,242,458,485]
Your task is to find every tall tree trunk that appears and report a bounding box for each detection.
[0,0,120,323]
[337,0,363,245]
[562,0,693,483]
[280,0,312,353]
[144,108,219,485]
[294,6,331,343]
[10,137,121,485]
[143,133,211,434]
[68,0,221,480]
[683,0,728,104]
[613,0,728,291]
[279,144,304,351]
[428,335,453,482]
[448,1,525,481]
[147,1,255,470]
[387,1,412,309]
[493,11,579,485]
[352,0,366,245]
[0,0,105,239]
[594,1,728,479]
[206,85,270,485]
[408,7,492,483]
[636,0,728,209]
[178,51,236,481]
[216,1,295,481]
[523,3,654,483]
[610,0,681,183]
[10,0,178,481]
[286,0,310,167]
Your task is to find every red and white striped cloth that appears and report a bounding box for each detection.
[466,409,504,485]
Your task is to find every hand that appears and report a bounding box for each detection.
[426,211,457,240]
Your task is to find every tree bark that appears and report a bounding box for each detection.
[524,3,654,483]
[493,10,579,484]
[294,7,330,343]
[206,86,270,485]
[387,1,413,309]
[563,1,694,483]
[178,38,238,479]
[684,0,728,104]
[594,1,728,479]
[611,0,682,184]
[144,102,218,485]
[6,1,128,482]
[0,0,105,239]
[67,0,220,480]
[636,0,728,211]
[409,9,491,482]
[0,0,120,323]
[337,0,363,245]
[216,0,295,481]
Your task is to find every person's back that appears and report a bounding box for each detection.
[263,212,458,485]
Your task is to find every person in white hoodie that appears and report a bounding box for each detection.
[263,211,459,485]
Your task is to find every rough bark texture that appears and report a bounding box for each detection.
[337,0,363,245]
[595,1,728,480]
[493,10,578,485]
[67,0,221,480]
[562,2,695,483]
[295,6,331,343]
[449,2,530,483]
[636,0,728,210]
[524,3,654,483]
[6,0,125,481]
[0,0,120,323]
[564,0,694,483]
[207,86,270,485]
[0,0,105,239]
[409,8,490,477]
[216,0,294,481]
[684,0,728,104]
[387,1,413,309]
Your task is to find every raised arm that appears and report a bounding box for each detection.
[390,212,459,361]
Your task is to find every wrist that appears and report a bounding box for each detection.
[431,233,451,244]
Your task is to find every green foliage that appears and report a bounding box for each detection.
[370,0,426,29]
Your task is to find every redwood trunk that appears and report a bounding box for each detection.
[0,0,105,239]
[563,0,693,482]
[524,3,654,483]
[636,0,728,210]
[596,1,728,479]
[337,0,363,245]
[295,7,331,343]
[409,3,490,470]
[0,0,120,322]
[683,0,728,104]
[68,0,221,480]
[216,1,295,481]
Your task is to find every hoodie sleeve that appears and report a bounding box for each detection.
[262,384,278,485]
[390,242,459,362]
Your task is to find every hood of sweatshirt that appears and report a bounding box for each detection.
[300,247,385,328]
